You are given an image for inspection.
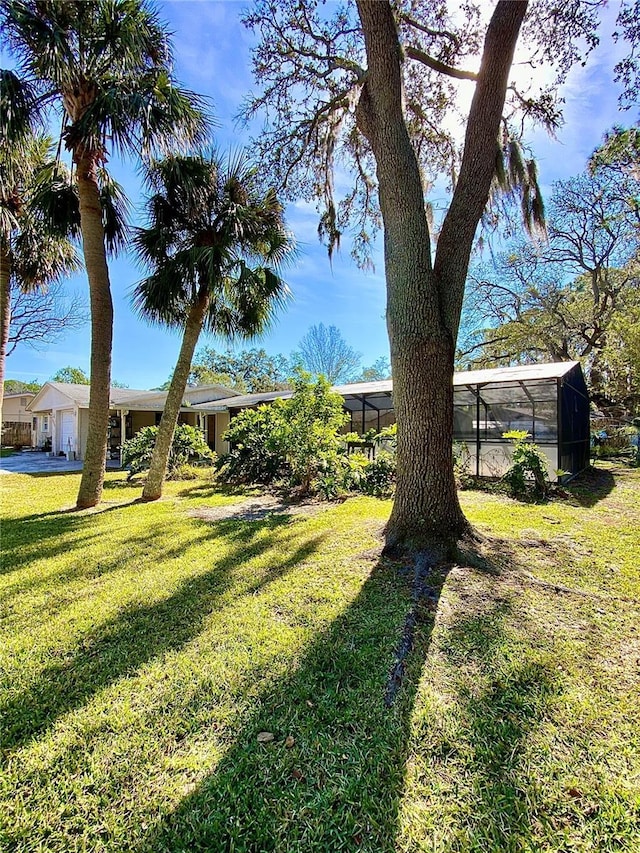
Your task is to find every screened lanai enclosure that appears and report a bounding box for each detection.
[211,361,590,481]
[336,361,590,481]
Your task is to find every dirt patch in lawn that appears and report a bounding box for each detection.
[188,494,331,523]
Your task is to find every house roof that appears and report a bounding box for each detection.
[452,361,579,386]
[28,382,146,412]
[2,391,36,400]
[28,381,240,413]
[202,362,582,412]
[27,362,582,415]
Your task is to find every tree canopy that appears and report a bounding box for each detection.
[296,323,362,384]
[188,346,292,393]
[51,366,90,384]
[461,134,640,414]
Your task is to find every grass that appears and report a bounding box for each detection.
[1,463,639,852]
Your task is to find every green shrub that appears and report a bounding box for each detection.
[218,404,287,484]
[453,441,474,489]
[591,426,635,459]
[362,450,396,496]
[219,369,348,495]
[501,430,550,499]
[122,424,214,480]
[341,451,371,492]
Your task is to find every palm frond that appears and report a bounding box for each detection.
[132,148,294,341]
[0,68,41,141]
[97,168,129,255]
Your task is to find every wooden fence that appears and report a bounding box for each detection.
[1,421,33,447]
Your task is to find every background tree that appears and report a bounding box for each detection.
[0,73,81,421]
[358,356,392,382]
[460,164,640,413]
[589,126,640,178]
[243,0,634,550]
[3,377,40,393]
[50,364,128,388]
[295,323,362,384]
[188,345,292,392]
[51,366,90,384]
[133,151,294,501]
[7,281,87,357]
[1,0,207,508]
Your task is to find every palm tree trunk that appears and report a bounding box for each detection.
[0,244,12,424]
[74,149,113,509]
[141,287,209,501]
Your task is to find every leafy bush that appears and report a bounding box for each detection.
[218,370,400,499]
[361,450,396,496]
[218,404,287,484]
[220,369,348,495]
[453,441,474,489]
[122,424,214,480]
[501,430,550,499]
[591,426,635,459]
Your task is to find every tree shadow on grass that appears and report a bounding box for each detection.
[0,511,101,577]
[1,516,325,754]
[0,499,146,578]
[565,465,616,508]
[131,534,571,853]
[133,551,453,853]
[440,601,562,852]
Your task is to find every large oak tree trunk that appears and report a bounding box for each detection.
[0,245,11,423]
[141,288,209,501]
[75,149,114,509]
[355,0,526,552]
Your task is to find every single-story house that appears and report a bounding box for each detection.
[27,382,240,460]
[1,392,38,447]
[27,361,590,479]
[202,361,591,481]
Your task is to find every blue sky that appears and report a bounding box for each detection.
[3,1,635,390]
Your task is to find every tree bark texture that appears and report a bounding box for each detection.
[75,149,114,509]
[141,288,209,501]
[355,0,527,550]
[0,245,12,423]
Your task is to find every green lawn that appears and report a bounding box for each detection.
[1,465,639,852]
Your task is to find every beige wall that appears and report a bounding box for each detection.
[215,412,230,455]
[131,411,156,433]
[2,395,34,419]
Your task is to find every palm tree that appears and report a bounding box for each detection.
[1,0,207,507]
[0,73,80,418]
[132,152,294,501]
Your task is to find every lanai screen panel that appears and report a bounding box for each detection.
[453,378,560,477]
[559,366,590,476]
[341,391,394,434]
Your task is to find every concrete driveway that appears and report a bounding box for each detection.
[0,450,121,474]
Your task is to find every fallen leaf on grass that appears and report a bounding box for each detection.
[285,735,295,748]
[257,731,274,743]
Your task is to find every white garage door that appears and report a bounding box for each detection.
[59,410,75,454]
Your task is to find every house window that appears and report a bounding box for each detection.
[20,397,27,407]
[43,416,49,431]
